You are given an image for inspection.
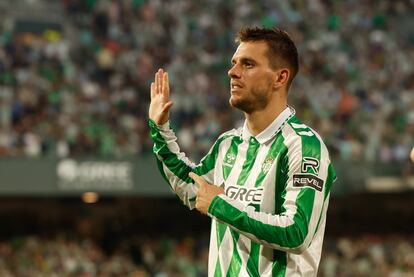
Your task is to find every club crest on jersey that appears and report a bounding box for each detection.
[302,157,319,174]
[261,157,274,174]
[223,153,236,167]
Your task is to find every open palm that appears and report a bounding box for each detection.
[149,68,173,125]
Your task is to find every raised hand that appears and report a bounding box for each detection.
[149,68,173,125]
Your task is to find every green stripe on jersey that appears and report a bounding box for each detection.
[215,221,228,276]
[214,260,222,277]
[272,134,288,274]
[222,137,243,180]
[274,135,288,215]
[222,136,260,277]
[255,135,284,187]
[288,116,321,170]
[226,230,242,277]
[272,249,287,276]
[325,164,336,199]
[154,158,171,188]
[194,134,232,176]
[150,122,193,183]
[216,221,227,250]
[246,242,260,276]
[313,164,337,237]
[237,137,260,186]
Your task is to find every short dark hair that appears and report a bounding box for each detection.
[236,27,299,89]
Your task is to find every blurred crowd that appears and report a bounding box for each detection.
[0,234,209,277]
[0,0,413,161]
[0,234,413,276]
[321,235,414,277]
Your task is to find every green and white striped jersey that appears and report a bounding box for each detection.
[149,107,336,276]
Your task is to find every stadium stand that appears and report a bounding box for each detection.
[0,0,413,276]
[0,0,412,162]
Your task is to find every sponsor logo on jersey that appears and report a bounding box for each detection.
[225,185,263,204]
[302,157,320,174]
[293,174,323,192]
[223,153,236,167]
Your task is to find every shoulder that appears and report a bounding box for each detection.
[282,116,326,145]
[210,127,242,149]
[281,116,329,162]
[219,127,241,138]
[217,127,242,141]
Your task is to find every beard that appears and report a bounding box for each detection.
[229,83,272,114]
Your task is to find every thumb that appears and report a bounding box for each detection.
[162,101,173,113]
[189,172,207,186]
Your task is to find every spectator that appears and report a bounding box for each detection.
[0,0,412,162]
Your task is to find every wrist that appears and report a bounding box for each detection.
[149,119,170,130]
[207,194,222,216]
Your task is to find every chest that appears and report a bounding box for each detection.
[215,139,284,211]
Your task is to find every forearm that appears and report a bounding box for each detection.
[207,194,323,254]
[150,119,198,208]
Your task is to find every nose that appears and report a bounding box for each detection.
[228,64,240,79]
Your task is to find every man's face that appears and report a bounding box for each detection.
[228,41,275,113]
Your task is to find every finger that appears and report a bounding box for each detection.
[150,82,155,99]
[189,172,208,186]
[157,68,163,94]
[154,71,159,94]
[161,72,165,96]
[163,72,170,98]
[161,101,173,113]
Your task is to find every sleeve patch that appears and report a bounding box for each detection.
[293,174,324,192]
[301,157,320,174]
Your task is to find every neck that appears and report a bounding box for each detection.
[245,96,287,136]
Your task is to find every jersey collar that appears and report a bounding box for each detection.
[242,106,295,144]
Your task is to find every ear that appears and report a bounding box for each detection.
[273,68,290,90]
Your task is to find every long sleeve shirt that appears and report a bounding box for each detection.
[149,107,336,276]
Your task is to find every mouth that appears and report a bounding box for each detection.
[231,82,244,92]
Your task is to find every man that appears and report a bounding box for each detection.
[148,27,336,276]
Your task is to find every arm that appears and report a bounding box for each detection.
[149,119,227,208]
[148,69,224,208]
[194,134,335,254]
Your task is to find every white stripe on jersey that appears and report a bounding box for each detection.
[218,227,234,275]
[236,234,252,277]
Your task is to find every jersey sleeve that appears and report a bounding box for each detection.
[149,119,227,209]
[207,132,336,254]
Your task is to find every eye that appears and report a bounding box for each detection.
[244,61,254,68]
